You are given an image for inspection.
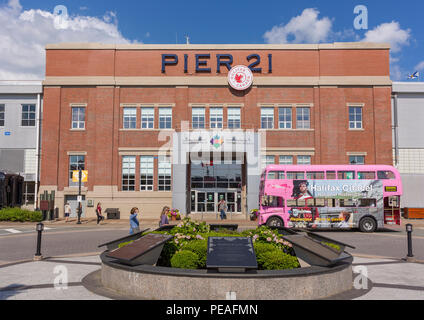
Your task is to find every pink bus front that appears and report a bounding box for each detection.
[258,165,402,233]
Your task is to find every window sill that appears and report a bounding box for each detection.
[348,128,365,131]
[119,129,175,132]
[258,129,315,132]
[70,129,86,132]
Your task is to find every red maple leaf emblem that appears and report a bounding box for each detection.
[235,73,244,83]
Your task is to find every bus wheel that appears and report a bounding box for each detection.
[359,217,377,233]
[266,217,284,228]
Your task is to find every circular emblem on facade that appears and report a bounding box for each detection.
[210,135,224,149]
[228,65,253,91]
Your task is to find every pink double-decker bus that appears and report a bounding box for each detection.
[258,165,402,232]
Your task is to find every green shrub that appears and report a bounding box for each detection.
[157,241,179,267]
[0,208,43,222]
[258,250,300,270]
[170,250,199,269]
[183,240,208,268]
[321,242,341,252]
[118,241,134,248]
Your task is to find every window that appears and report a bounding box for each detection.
[158,155,172,191]
[69,155,85,186]
[358,171,376,179]
[123,108,137,129]
[287,172,305,179]
[298,155,311,165]
[210,107,223,129]
[349,106,363,129]
[159,108,172,129]
[279,107,292,129]
[261,108,274,129]
[359,199,377,207]
[22,104,36,127]
[262,155,275,168]
[141,107,155,129]
[0,104,4,126]
[140,156,154,191]
[122,156,136,191]
[306,172,325,179]
[338,171,355,180]
[228,107,241,129]
[377,171,396,180]
[326,171,337,179]
[296,107,310,129]
[267,171,285,180]
[350,155,365,165]
[279,155,293,165]
[192,107,205,129]
[261,196,283,208]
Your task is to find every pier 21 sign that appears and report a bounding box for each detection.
[161,53,273,74]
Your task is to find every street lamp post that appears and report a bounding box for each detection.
[34,222,44,261]
[77,168,82,225]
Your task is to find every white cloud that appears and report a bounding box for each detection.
[0,0,135,80]
[362,21,411,53]
[263,8,332,44]
[414,61,424,72]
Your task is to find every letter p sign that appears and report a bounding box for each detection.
[354,5,368,30]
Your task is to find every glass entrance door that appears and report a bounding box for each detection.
[192,190,241,214]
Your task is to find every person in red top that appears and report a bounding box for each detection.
[96,202,105,225]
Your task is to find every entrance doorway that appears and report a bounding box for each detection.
[64,195,86,218]
[191,190,241,214]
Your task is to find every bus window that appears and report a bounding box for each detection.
[377,171,395,180]
[340,199,356,207]
[315,198,325,207]
[358,171,376,179]
[287,172,305,180]
[297,199,307,207]
[306,198,314,207]
[287,199,297,207]
[262,196,283,208]
[326,171,337,180]
[267,171,285,180]
[359,199,376,207]
[338,171,354,180]
[306,172,325,179]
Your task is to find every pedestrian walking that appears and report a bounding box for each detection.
[64,202,71,223]
[96,202,105,225]
[129,207,140,235]
[218,198,227,220]
[159,206,170,227]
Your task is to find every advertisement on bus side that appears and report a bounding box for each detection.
[287,180,383,229]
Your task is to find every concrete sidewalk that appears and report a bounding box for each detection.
[0,253,423,300]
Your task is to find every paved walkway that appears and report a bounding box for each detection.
[0,253,423,300]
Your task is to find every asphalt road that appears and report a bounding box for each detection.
[0,224,423,264]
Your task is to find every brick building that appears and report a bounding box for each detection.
[40,42,393,219]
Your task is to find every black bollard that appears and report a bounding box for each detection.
[34,222,44,260]
[406,224,413,258]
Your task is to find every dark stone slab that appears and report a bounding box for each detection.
[155,225,176,232]
[206,237,257,273]
[209,224,238,231]
[106,233,173,266]
[98,229,150,251]
[282,235,352,267]
[305,232,356,251]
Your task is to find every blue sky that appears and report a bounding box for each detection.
[1,0,424,80]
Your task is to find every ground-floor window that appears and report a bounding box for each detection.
[23,181,35,205]
[122,156,136,191]
[158,155,172,191]
[140,156,154,191]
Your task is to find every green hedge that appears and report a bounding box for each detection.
[0,208,43,222]
[171,250,199,269]
[257,250,300,270]
[183,240,208,268]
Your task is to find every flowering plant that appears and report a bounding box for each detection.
[168,209,181,220]
[250,209,259,221]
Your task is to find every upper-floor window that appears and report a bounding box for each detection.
[261,108,274,129]
[349,106,363,129]
[192,107,205,129]
[141,107,154,129]
[0,104,4,126]
[298,155,311,165]
[22,104,36,127]
[210,107,223,129]
[228,107,241,129]
[279,155,293,165]
[349,155,365,165]
[296,107,310,129]
[159,108,172,129]
[123,107,137,129]
[71,107,85,129]
[279,107,292,129]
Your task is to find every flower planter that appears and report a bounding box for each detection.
[171,216,177,221]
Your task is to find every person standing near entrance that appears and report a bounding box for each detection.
[129,207,140,234]
[64,202,71,223]
[218,198,227,220]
